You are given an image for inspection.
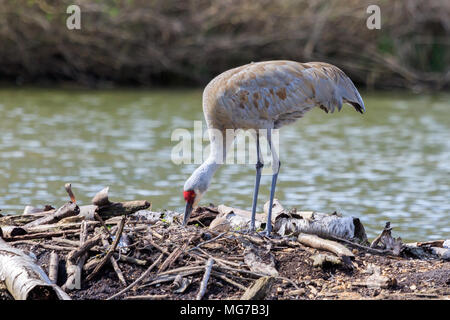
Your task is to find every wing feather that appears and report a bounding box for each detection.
[205,60,365,130]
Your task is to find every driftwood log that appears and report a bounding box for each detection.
[77,187,151,221]
[24,202,79,228]
[0,238,70,300]
[0,226,27,239]
[0,209,55,226]
[298,233,355,261]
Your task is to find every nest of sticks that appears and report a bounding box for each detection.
[0,184,449,300]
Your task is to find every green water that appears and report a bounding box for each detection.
[0,88,449,242]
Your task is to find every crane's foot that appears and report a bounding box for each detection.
[256,229,272,238]
[238,226,257,235]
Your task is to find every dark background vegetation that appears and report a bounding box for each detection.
[0,0,448,90]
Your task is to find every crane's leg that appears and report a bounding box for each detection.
[250,132,264,231]
[265,128,280,236]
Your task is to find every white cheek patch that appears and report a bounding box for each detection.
[193,191,204,207]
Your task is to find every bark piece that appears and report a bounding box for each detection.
[371,222,403,255]
[263,199,285,221]
[241,276,274,300]
[310,253,343,268]
[365,274,397,289]
[0,238,70,300]
[243,241,278,277]
[209,204,264,231]
[276,209,368,243]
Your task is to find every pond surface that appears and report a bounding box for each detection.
[0,88,449,241]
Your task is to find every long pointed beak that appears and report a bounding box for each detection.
[183,202,193,226]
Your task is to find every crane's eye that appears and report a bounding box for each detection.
[183,190,196,203]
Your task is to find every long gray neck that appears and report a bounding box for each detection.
[197,156,221,189]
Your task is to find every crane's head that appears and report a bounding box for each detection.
[182,159,220,225]
[182,170,209,225]
[182,188,205,225]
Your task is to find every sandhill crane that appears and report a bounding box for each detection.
[183,60,365,235]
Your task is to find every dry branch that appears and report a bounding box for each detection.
[196,258,214,300]
[0,210,55,226]
[86,217,126,281]
[63,221,95,290]
[107,253,163,300]
[97,200,151,219]
[24,202,79,228]
[4,229,80,241]
[158,235,195,272]
[101,237,127,286]
[298,233,354,263]
[48,252,59,284]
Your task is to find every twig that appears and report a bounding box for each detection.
[113,253,147,266]
[147,239,170,255]
[9,240,77,251]
[4,229,79,241]
[149,228,163,240]
[196,258,214,300]
[328,235,393,255]
[124,294,169,300]
[63,221,94,290]
[214,265,300,290]
[65,183,76,203]
[94,212,112,237]
[67,234,102,262]
[107,253,163,300]
[140,269,203,288]
[86,216,126,281]
[158,235,195,273]
[101,237,127,286]
[158,265,204,276]
[188,232,226,252]
[193,247,243,268]
[211,271,246,291]
[52,237,81,247]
